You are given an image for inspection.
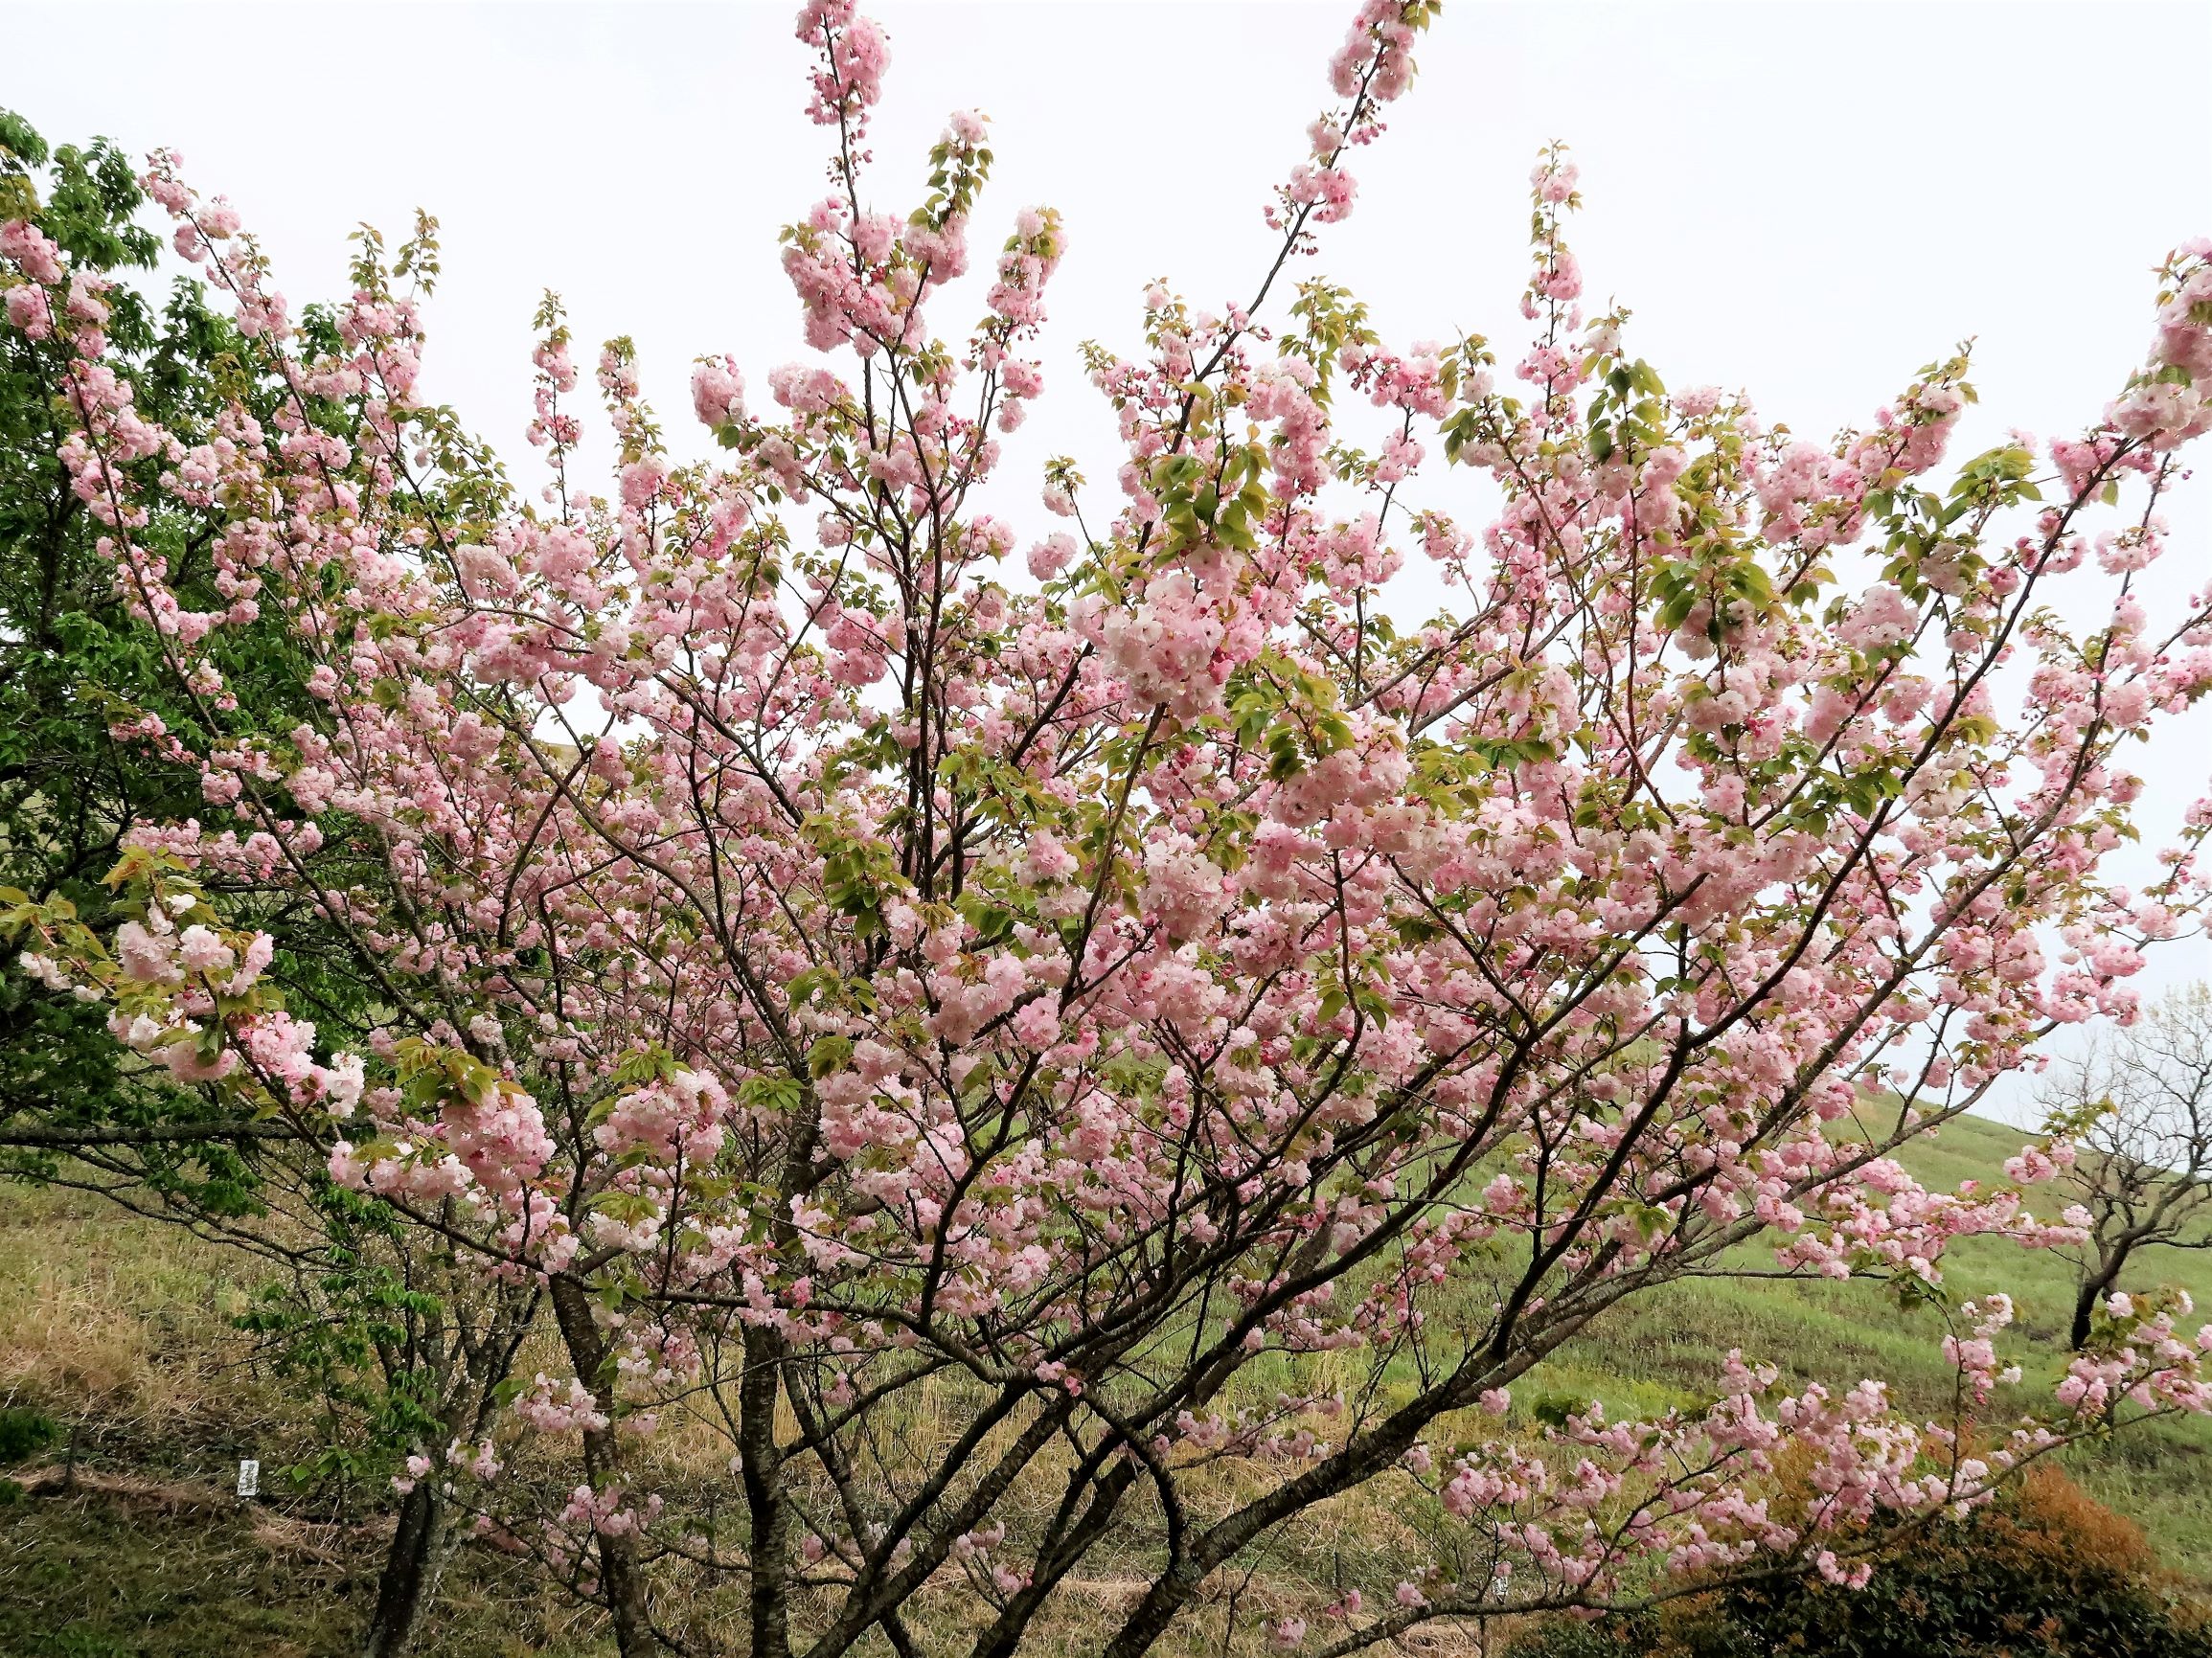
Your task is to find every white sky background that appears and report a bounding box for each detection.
[7,0,2211,1123]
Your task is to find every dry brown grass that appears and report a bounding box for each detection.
[0,1181,261,1431]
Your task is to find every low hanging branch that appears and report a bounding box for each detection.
[0,1119,309,1147]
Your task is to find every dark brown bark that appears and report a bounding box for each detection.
[549,1274,652,1656]
[2071,1249,2132,1351]
[968,1456,1139,1658]
[741,1325,794,1658]
[362,1479,450,1658]
[360,1281,536,1654]
[1098,1347,1512,1658]
[0,1120,309,1147]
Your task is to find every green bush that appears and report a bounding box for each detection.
[0,1406,59,1465]
[1510,1467,2212,1658]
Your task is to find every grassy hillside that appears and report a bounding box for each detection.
[0,1179,605,1658]
[1522,1112,2212,1579]
[2,1113,2208,1654]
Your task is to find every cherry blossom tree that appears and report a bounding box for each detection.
[0,110,536,1658]
[8,1,2212,1653]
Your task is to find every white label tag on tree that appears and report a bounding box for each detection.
[236,1459,260,1498]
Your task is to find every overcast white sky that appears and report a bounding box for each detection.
[8,0,2211,1117]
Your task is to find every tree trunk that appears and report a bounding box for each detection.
[362,1480,451,1658]
[741,1325,794,1658]
[2071,1246,2133,1350]
[548,1274,653,1656]
[2070,1280,2098,1351]
[599,1527,652,1658]
[362,1283,537,1657]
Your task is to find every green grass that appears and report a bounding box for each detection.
[0,1181,613,1655]
[2,1111,2209,1654]
[1517,1112,2212,1580]
[0,1479,613,1658]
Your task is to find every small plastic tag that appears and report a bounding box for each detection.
[236,1459,260,1498]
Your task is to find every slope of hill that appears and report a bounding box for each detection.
[1517,1111,2212,1578]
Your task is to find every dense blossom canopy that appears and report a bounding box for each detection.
[7,2,2212,1652]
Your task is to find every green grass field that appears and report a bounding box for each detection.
[1516,1112,2212,1580]
[3,1112,2208,1654]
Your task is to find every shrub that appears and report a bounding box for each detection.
[0,1404,59,1465]
[1511,1467,2212,1658]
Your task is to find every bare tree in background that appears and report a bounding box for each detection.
[2042,986,2212,1351]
